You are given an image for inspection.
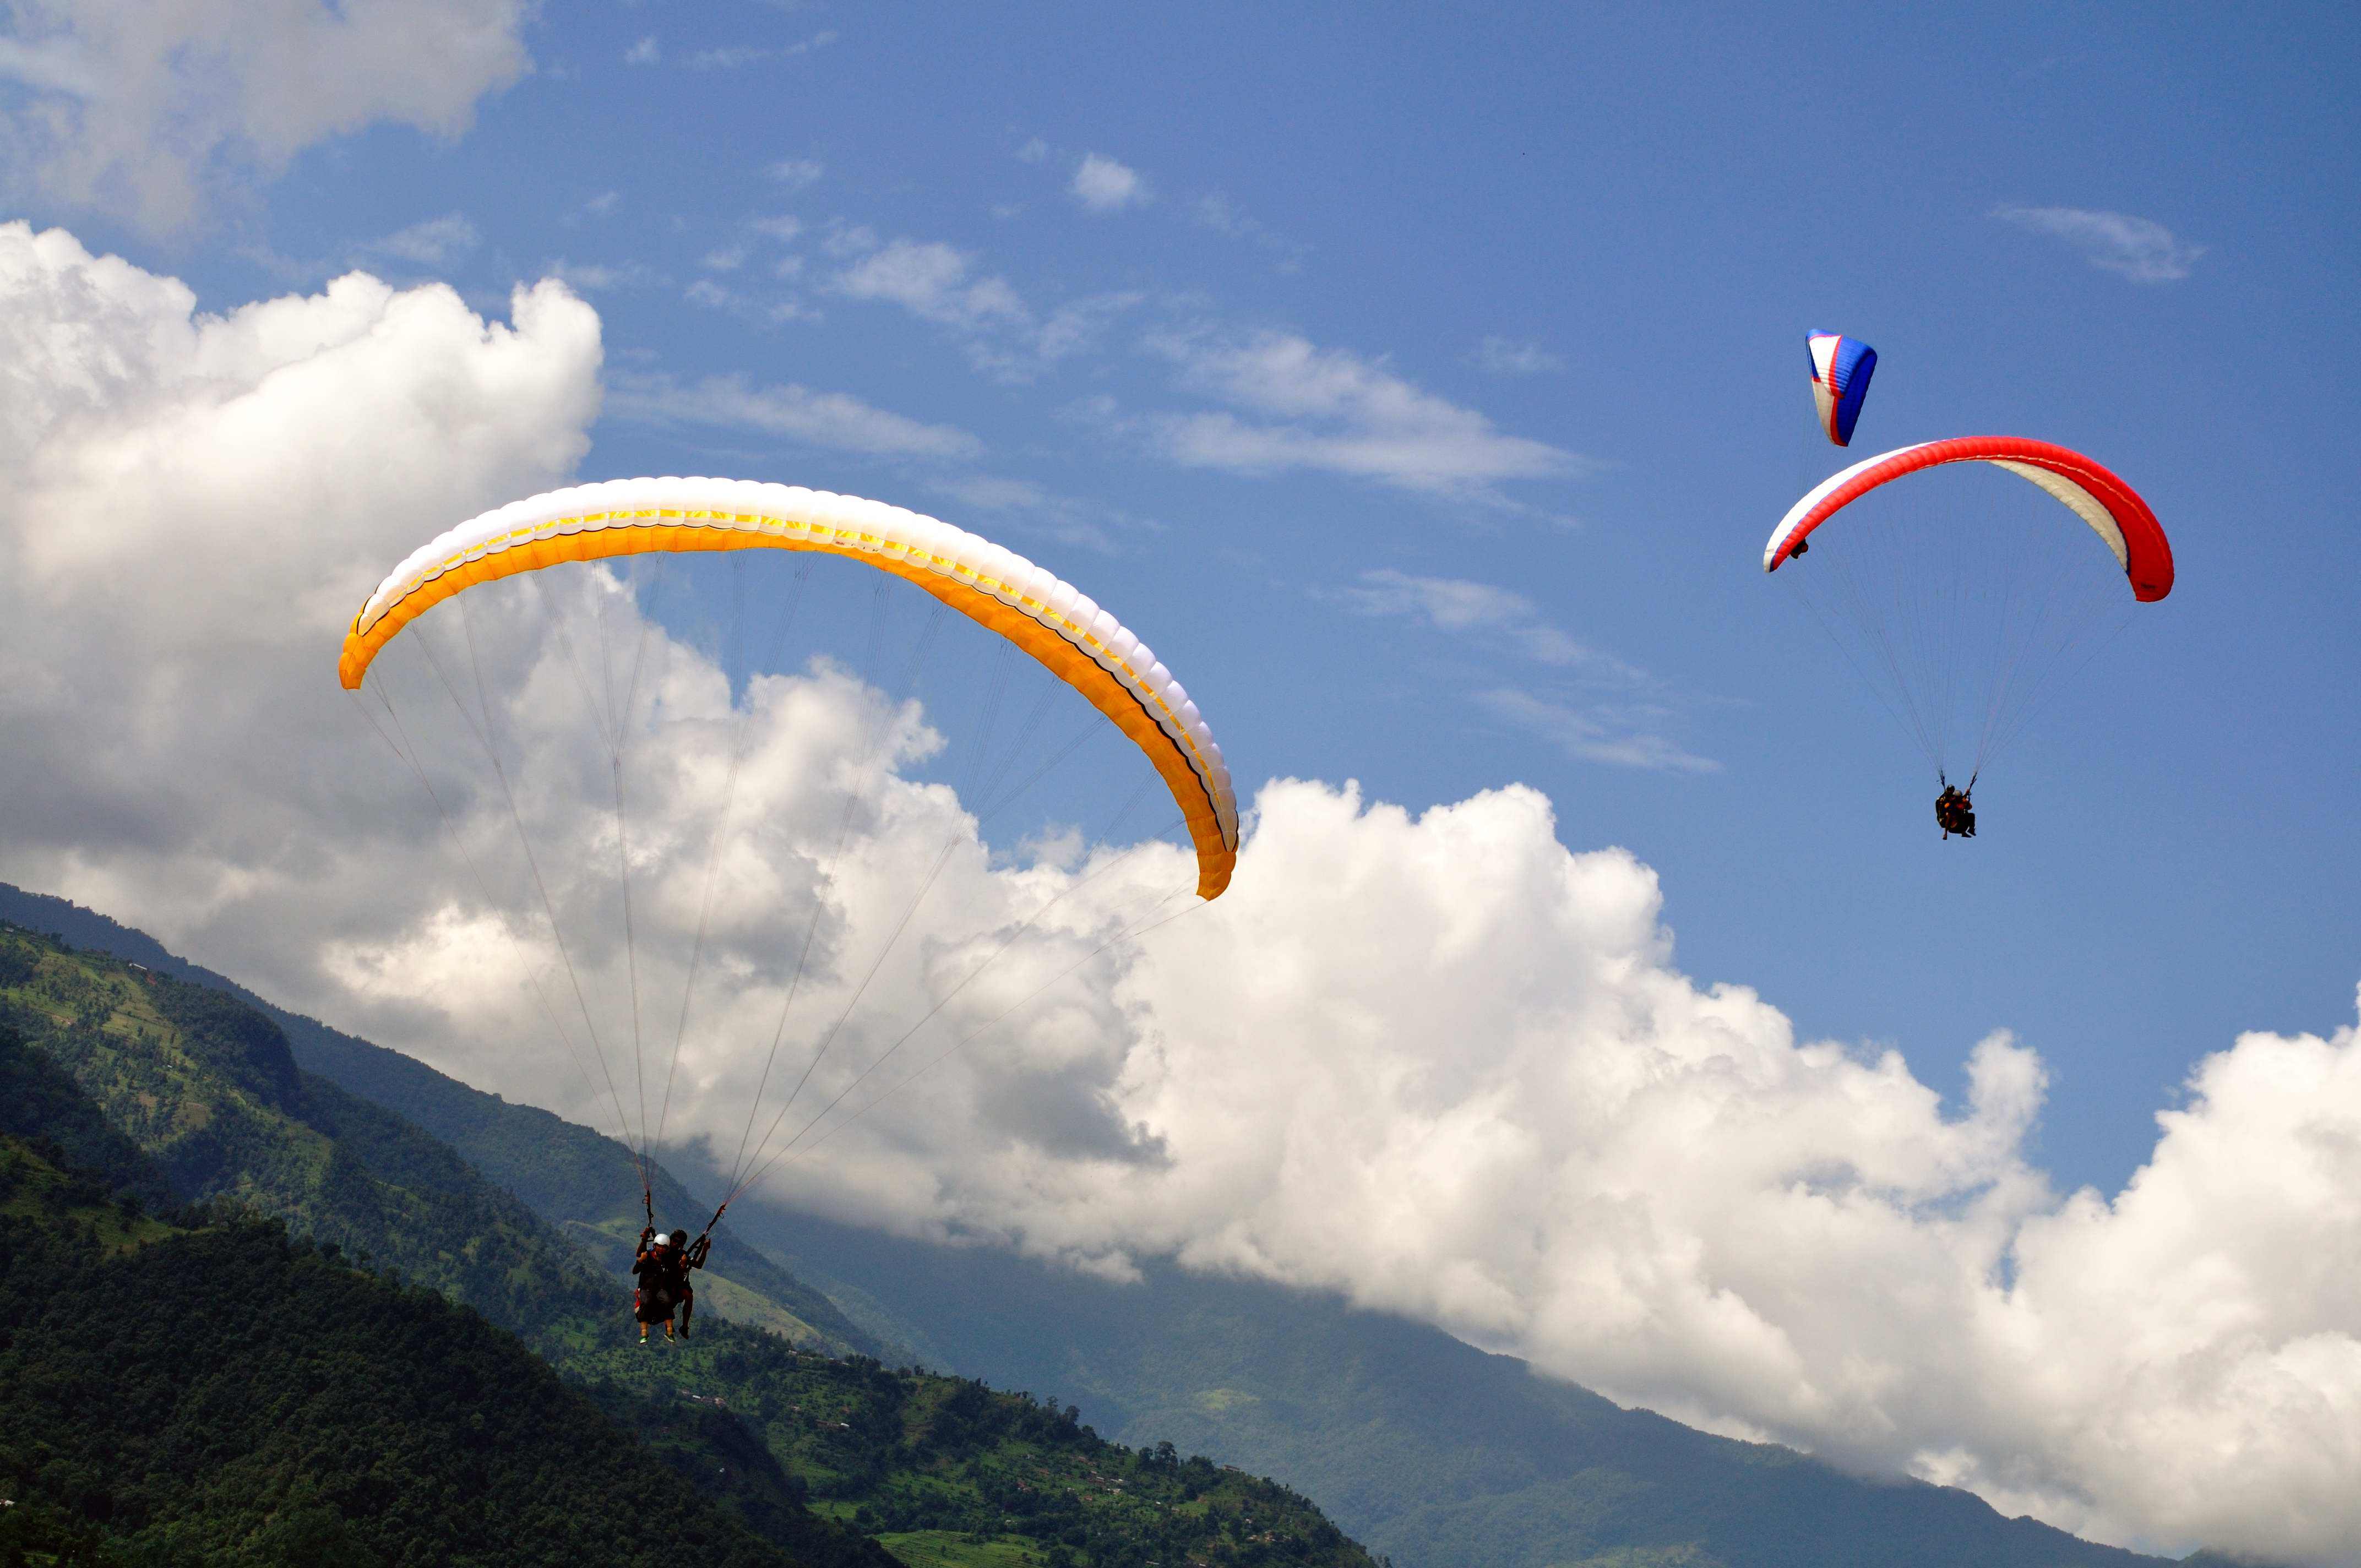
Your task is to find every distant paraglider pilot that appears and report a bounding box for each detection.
[1935,783,1976,840]
[632,1227,711,1344]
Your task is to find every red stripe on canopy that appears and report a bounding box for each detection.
[1768,437,2173,602]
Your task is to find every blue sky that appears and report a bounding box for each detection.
[7,3,2361,1552]
[108,0,2351,1198]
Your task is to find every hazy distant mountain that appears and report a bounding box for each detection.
[726,1205,2175,1568]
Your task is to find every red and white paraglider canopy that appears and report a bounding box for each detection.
[1764,436,2174,602]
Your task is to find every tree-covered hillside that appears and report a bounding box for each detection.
[571,1322,1377,1568]
[0,922,614,1340]
[0,913,1386,1568]
[264,993,889,1360]
[0,1133,845,1566]
[0,881,881,1358]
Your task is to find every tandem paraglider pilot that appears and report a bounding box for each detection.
[632,1227,710,1344]
[1935,783,1976,840]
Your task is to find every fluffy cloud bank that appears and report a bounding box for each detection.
[0,219,599,987]
[4,225,2359,1566]
[1101,799,2361,1561]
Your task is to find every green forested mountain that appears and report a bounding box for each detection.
[264,998,891,1360]
[0,880,878,1358]
[0,910,1383,1568]
[0,1130,831,1568]
[0,922,616,1341]
[0,971,174,1210]
[569,1320,1373,1568]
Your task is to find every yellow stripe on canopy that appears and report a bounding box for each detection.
[339,481,1238,899]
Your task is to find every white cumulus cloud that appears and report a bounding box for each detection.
[0,0,531,234]
[1071,153,1149,212]
[0,219,599,972]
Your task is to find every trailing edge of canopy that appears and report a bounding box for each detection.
[1763,436,2174,603]
[339,477,1239,899]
